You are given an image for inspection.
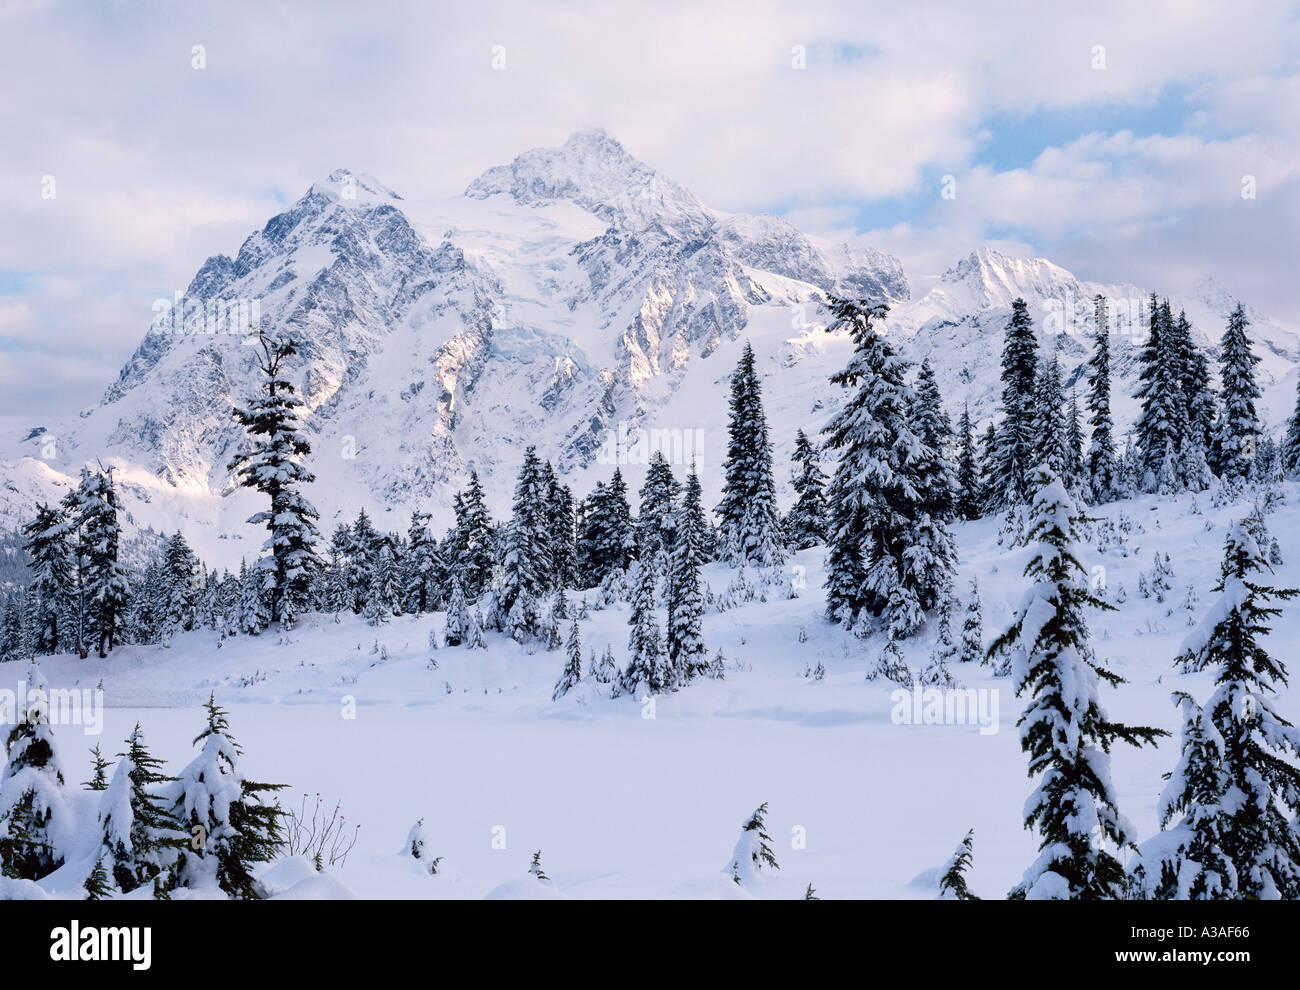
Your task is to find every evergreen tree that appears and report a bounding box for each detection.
[20,503,72,654]
[954,404,981,521]
[1132,691,1236,899]
[678,461,713,566]
[667,501,708,683]
[1134,296,1184,492]
[1283,375,1300,479]
[786,429,828,548]
[988,465,1165,899]
[546,469,577,592]
[345,509,380,613]
[68,469,130,658]
[991,298,1040,507]
[637,451,680,564]
[821,297,956,638]
[83,856,111,900]
[161,531,200,635]
[402,510,437,614]
[1170,309,1216,490]
[1211,304,1263,483]
[0,662,69,879]
[443,577,469,647]
[727,802,779,887]
[228,332,321,624]
[1171,521,1300,898]
[363,541,400,626]
[502,447,551,639]
[98,724,185,894]
[1033,354,1067,478]
[84,744,111,791]
[457,472,496,598]
[716,342,785,568]
[553,618,584,701]
[620,562,667,696]
[238,559,269,635]
[1086,294,1119,502]
[937,829,980,900]
[1064,390,1084,493]
[171,695,285,898]
[959,577,983,665]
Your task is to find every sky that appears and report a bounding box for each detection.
[1,0,1297,430]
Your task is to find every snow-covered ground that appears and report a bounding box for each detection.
[15,484,1300,899]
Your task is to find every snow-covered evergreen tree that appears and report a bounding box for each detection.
[0,662,70,879]
[228,332,321,624]
[667,501,708,683]
[1134,296,1185,492]
[1086,294,1119,502]
[955,404,981,521]
[716,342,785,568]
[1211,304,1263,483]
[1283,375,1300,479]
[937,829,979,900]
[821,296,956,639]
[238,559,269,635]
[98,724,185,894]
[989,464,1165,899]
[170,695,285,898]
[84,744,111,791]
[553,618,584,701]
[1171,521,1300,898]
[991,298,1040,507]
[20,504,72,655]
[620,560,667,696]
[363,541,400,626]
[959,577,983,665]
[1131,691,1236,900]
[727,802,779,888]
[444,577,469,647]
[68,469,130,658]
[402,510,437,614]
[785,429,827,549]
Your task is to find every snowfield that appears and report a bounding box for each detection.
[13,482,1299,899]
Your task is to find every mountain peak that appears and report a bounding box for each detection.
[309,169,403,207]
[465,129,708,233]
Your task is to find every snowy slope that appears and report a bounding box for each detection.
[18,482,1300,899]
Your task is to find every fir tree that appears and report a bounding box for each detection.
[1211,304,1263,483]
[68,469,130,658]
[937,829,980,900]
[821,296,956,638]
[444,577,469,647]
[1283,375,1300,479]
[502,447,551,639]
[84,744,111,791]
[959,577,983,665]
[716,342,785,568]
[637,451,680,563]
[20,504,72,654]
[992,298,1040,507]
[954,404,981,521]
[170,695,285,898]
[0,662,69,879]
[545,469,577,592]
[989,465,1165,899]
[228,332,321,624]
[1171,521,1300,898]
[457,472,496,598]
[678,461,713,566]
[402,510,437,614]
[667,500,708,683]
[83,855,111,900]
[1086,294,1119,502]
[553,618,584,701]
[161,531,200,635]
[620,562,667,695]
[363,541,400,626]
[1134,296,1184,492]
[786,429,828,548]
[98,724,185,894]
[727,802,779,887]
[345,509,380,613]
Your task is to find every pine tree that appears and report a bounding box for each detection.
[620,562,667,695]
[161,531,200,635]
[667,501,708,683]
[171,695,285,898]
[1283,375,1300,479]
[727,802,779,887]
[1171,521,1300,898]
[83,856,111,900]
[20,503,72,655]
[954,404,981,521]
[502,447,551,640]
[1135,296,1184,492]
[84,744,111,791]
[1086,294,1119,502]
[1064,389,1084,492]
[1132,691,1236,899]
[98,724,185,894]
[678,461,713,566]
[68,469,130,658]
[546,470,577,592]
[1211,304,1263,483]
[553,618,584,701]
[363,541,399,626]
[959,577,983,665]
[992,298,1040,507]
[443,577,468,647]
[1170,309,1215,491]
[989,465,1166,899]
[637,451,680,563]
[456,472,496,598]
[786,429,828,548]
[228,332,321,624]
[1033,354,1067,478]
[238,559,269,635]
[345,509,380,613]
[937,829,980,900]
[821,296,956,638]
[402,510,437,614]
[716,342,785,568]
[0,662,69,879]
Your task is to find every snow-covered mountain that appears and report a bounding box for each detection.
[3,129,1298,566]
